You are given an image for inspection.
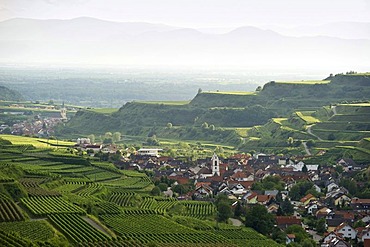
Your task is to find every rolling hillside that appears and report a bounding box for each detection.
[58,73,370,158]
[0,85,23,101]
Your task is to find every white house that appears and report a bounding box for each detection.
[327,182,339,193]
[306,202,318,214]
[334,222,357,239]
[138,148,163,157]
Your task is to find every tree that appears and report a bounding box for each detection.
[150,186,161,196]
[316,218,326,234]
[285,225,310,243]
[217,202,232,223]
[166,123,173,129]
[328,133,336,140]
[256,86,262,92]
[104,132,113,139]
[287,137,294,146]
[201,122,209,129]
[245,204,274,235]
[281,198,294,216]
[112,132,121,143]
[173,184,187,195]
[234,201,244,218]
[272,227,287,244]
[158,183,168,191]
[87,134,95,144]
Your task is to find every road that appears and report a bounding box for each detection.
[307,229,322,243]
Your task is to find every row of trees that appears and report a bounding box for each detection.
[87,132,121,144]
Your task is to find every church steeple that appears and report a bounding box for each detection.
[211,153,220,176]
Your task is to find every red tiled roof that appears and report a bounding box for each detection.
[300,193,315,203]
[238,181,254,189]
[257,195,273,203]
[247,192,258,200]
[352,198,370,204]
[276,216,301,226]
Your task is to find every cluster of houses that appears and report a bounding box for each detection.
[3,117,63,137]
[0,102,71,137]
[116,150,369,246]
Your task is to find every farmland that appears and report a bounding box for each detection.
[0,135,279,246]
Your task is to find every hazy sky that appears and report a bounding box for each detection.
[1,0,370,28]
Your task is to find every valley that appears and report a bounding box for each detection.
[0,71,370,247]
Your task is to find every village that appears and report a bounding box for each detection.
[74,138,370,247]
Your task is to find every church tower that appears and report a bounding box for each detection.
[60,101,67,121]
[211,153,220,176]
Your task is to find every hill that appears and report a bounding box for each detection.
[59,73,370,141]
[241,102,370,163]
[0,85,23,101]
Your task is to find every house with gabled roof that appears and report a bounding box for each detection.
[334,222,357,240]
[286,234,296,244]
[351,198,370,212]
[276,216,302,230]
[300,193,317,206]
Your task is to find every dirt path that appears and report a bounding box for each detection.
[331,105,337,115]
[302,142,311,156]
[230,218,243,227]
[307,125,323,141]
[83,216,111,237]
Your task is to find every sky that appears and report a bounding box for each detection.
[1,0,370,28]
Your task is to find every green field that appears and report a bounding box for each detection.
[203,91,257,95]
[275,80,330,84]
[295,112,321,124]
[0,134,74,148]
[136,101,190,105]
[87,108,118,114]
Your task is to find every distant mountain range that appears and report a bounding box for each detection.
[0,17,369,69]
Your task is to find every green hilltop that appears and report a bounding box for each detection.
[57,73,370,160]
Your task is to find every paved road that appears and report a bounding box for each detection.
[307,229,322,243]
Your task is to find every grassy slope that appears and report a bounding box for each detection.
[59,73,370,158]
[0,134,74,148]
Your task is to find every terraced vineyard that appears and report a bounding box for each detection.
[48,214,111,243]
[177,201,216,219]
[101,213,230,245]
[0,135,283,247]
[0,220,54,241]
[0,198,25,222]
[21,196,85,215]
[0,229,33,247]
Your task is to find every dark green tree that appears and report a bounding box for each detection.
[234,201,244,217]
[316,218,326,234]
[281,198,294,216]
[150,186,161,196]
[158,183,168,191]
[217,202,232,223]
[245,204,274,235]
